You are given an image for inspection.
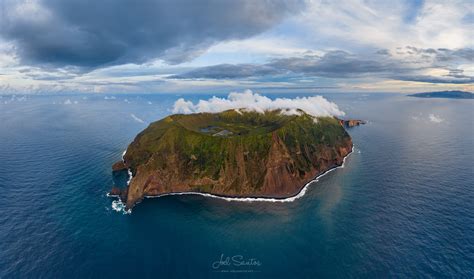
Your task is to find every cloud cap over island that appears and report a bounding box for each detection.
[172,90,345,117]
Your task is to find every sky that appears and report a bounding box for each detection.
[0,0,473,94]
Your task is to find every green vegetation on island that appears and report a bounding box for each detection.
[110,109,355,209]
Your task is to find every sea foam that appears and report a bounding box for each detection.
[110,149,133,214]
[111,199,131,214]
[112,147,353,213]
[144,146,354,204]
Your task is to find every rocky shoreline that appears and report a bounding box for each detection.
[336,118,366,127]
[130,145,353,203]
[108,112,364,210]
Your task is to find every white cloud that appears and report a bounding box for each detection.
[300,0,473,50]
[130,113,144,123]
[63,99,78,105]
[172,89,345,117]
[0,0,471,94]
[429,113,444,123]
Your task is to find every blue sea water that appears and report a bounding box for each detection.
[0,93,473,278]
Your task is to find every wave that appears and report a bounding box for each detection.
[111,146,353,213]
[111,199,131,214]
[110,149,133,214]
[121,149,133,186]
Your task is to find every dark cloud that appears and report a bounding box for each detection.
[171,64,281,79]
[402,46,473,63]
[172,49,474,84]
[269,50,400,78]
[445,68,472,80]
[441,48,474,62]
[397,75,474,84]
[375,49,391,56]
[172,50,402,79]
[0,0,304,68]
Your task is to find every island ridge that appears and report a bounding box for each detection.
[110,109,360,209]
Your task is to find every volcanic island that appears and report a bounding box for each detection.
[109,109,364,210]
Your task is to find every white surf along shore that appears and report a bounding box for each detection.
[110,146,354,214]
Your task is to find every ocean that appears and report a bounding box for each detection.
[0,92,473,278]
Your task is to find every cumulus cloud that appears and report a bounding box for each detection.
[429,114,444,123]
[130,113,144,123]
[0,0,304,68]
[172,89,345,117]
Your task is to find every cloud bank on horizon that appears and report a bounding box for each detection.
[172,90,345,117]
[0,0,472,94]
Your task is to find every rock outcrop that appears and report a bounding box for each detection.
[110,110,355,209]
[112,161,128,172]
[108,186,128,201]
[336,118,366,128]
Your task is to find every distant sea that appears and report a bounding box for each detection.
[0,93,473,278]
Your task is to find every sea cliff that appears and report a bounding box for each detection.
[111,109,359,209]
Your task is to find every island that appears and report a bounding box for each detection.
[110,109,363,209]
[408,90,473,99]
